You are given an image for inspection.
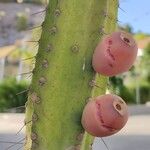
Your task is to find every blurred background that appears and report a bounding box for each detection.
[0,0,149,150]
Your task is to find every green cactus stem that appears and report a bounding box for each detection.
[25,0,118,150]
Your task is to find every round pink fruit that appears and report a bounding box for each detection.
[81,94,128,137]
[92,31,138,76]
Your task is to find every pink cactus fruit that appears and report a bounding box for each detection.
[92,31,138,76]
[81,94,128,137]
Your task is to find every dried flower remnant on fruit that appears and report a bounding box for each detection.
[120,32,136,46]
[81,94,128,137]
[113,98,127,116]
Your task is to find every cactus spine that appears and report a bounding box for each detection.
[25,0,118,149]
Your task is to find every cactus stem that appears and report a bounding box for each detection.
[25,0,118,149]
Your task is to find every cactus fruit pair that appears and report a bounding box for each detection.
[25,1,122,149]
[81,31,137,137]
[92,31,138,76]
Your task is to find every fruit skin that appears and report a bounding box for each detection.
[92,31,138,76]
[81,94,128,137]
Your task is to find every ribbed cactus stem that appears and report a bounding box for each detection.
[25,0,118,150]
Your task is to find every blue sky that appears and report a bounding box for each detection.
[118,0,150,34]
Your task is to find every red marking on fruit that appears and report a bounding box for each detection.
[92,31,138,76]
[96,101,116,132]
[108,39,113,45]
[96,102,104,124]
[108,63,113,68]
[106,48,115,61]
[81,94,128,137]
